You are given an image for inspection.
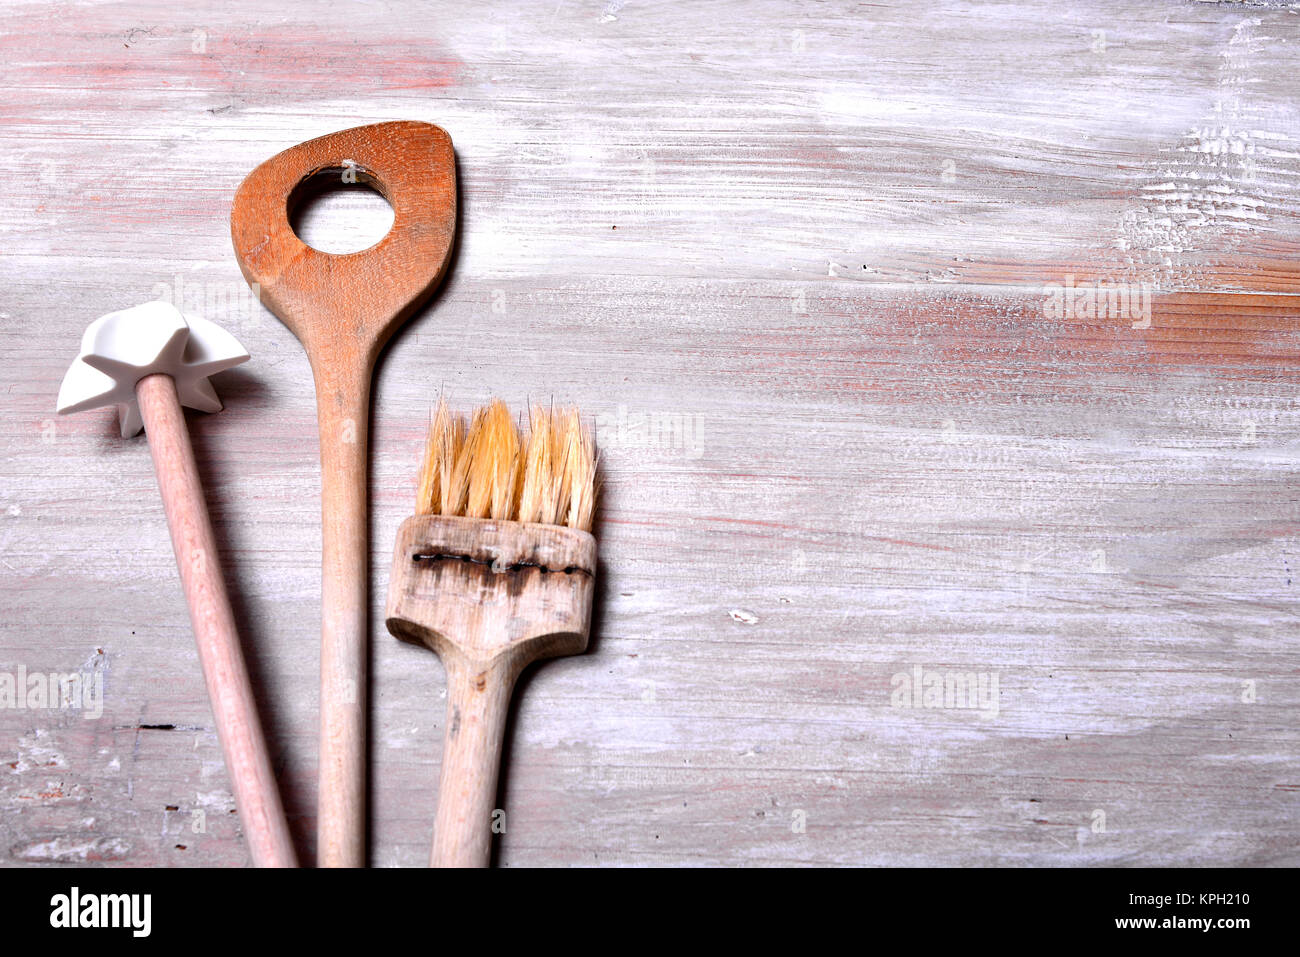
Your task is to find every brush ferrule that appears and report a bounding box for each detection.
[385,514,597,668]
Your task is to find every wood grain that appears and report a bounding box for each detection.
[1,0,1297,867]
[135,374,297,868]
[386,514,597,866]
[231,121,457,866]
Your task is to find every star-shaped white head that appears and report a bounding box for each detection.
[57,301,250,437]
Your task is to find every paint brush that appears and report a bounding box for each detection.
[385,398,597,866]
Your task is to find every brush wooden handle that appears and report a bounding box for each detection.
[313,360,371,869]
[431,654,516,867]
[385,515,597,868]
[136,373,297,868]
[231,122,457,867]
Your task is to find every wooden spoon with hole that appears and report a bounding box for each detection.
[231,121,456,867]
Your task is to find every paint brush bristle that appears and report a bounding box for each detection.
[414,398,597,532]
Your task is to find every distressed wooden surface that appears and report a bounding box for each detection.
[2,0,1299,866]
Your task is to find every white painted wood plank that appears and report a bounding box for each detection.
[1,0,1297,866]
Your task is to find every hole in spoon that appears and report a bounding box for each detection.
[288,165,394,254]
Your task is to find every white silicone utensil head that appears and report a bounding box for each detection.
[56,301,249,437]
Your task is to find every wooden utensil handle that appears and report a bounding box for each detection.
[231,123,458,869]
[313,366,371,868]
[135,374,297,868]
[431,654,517,867]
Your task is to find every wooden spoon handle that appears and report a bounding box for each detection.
[231,122,457,869]
[136,374,297,868]
[314,363,371,868]
[431,654,517,867]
